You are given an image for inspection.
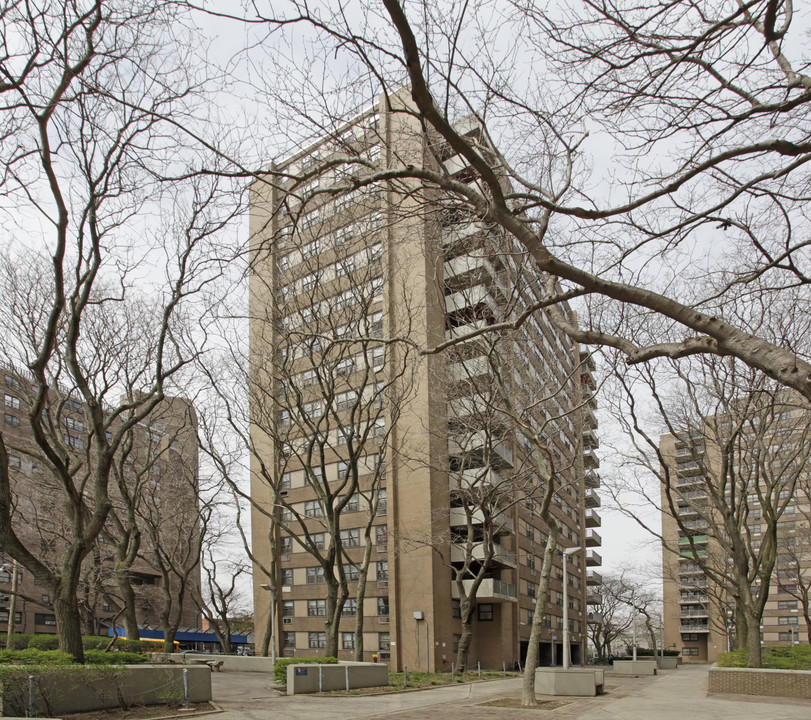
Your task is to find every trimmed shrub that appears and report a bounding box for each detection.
[274,656,338,684]
[27,634,60,651]
[82,635,114,650]
[718,645,811,670]
[0,648,73,665]
[0,634,32,650]
[84,649,146,665]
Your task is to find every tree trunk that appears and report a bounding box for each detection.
[455,599,474,673]
[259,607,272,657]
[117,573,140,642]
[744,612,762,667]
[53,588,85,662]
[324,575,340,658]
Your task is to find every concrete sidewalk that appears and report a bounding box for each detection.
[209,664,811,720]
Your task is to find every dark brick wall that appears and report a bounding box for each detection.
[708,667,811,699]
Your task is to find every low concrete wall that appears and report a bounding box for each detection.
[534,667,605,696]
[611,660,657,675]
[656,656,679,670]
[0,664,211,716]
[286,662,388,695]
[177,653,277,673]
[708,667,811,699]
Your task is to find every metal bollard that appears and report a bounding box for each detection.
[451,662,455,683]
[183,667,190,709]
[345,664,350,693]
[404,665,408,688]
[477,661,481,679]
[503,660,506,676]
[28,674,36,718]
[319,664,323,693]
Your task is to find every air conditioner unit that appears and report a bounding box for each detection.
[379,616,390,624]
[279,490,289,497]
[283,617,293,624]
[281,554,291,562]
[377,544,388,553]
[282,585,292,593]
[378,580,389,589]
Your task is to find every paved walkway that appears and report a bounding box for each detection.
[209,664,811,720]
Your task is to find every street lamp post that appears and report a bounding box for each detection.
[562,547,580,670]
[260,583,277,665]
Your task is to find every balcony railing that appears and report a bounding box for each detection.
[679,624,710,633]
[584,508,601,527]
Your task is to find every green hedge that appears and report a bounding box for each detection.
[0,648,146,666]
[83,649,146,665]
[0,634,32,650]
[718,645,811,670]
[27,634,60,651]
[274,656,338,684]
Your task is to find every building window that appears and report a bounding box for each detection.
[778,600,798,610]
[342,598,357,616]
[281,569,294,586]
[378,632,390,651]
[377,596,389,616]
[778,616,799,625]
[41,594,51,605]
[282,600,294,617]
[343,563,360,581]
[527,581,536,598]
[35,613,56,626]
[280,537,293,555]
[4,394,20,409]
[335,390,358,412]
[307,599,327,617]
[340,529,360,547]
[101,603,114,613]
[306,567,325,584]
[452,599,461,619]
[682,648,699,656]
[8,454,21,469]
[453,634,461,653]
[681,633,699,641]
[280,472,292,489]
[340,494,360,513]
[283,632,296,649]
[305,501,323,518]
[377,561,388,580]
[375,525,388,546]
[0,611,22,624]
[309,533,325,551]
[477,603,494,621]
[4,375,20,390]
[4,413,19,428]
[342,632,355,650]
[308,632,327,649]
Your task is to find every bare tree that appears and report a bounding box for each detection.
[0,2,236,661]
[199,0,811,402]
[586,575,636,662]
[608,355,811,666]
[194,548,249,655]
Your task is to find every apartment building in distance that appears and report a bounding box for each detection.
[1,360,201,638]
[661,397,811,662]
[249,88,603,671]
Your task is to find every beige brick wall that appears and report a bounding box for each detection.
[708,667,811,699]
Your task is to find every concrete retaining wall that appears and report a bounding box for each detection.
[286,662,388,695]
[0,664,211,716]
[175,653,276,673]
[611,660,657,675]
[534,667,605,696]
[708,667,811,699]
[656,656,679,670]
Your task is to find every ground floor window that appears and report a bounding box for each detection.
[308,632,326,649]
[682,647,699,656]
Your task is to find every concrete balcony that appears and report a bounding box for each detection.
[445,318,491,341]
[587,592,603,606]
[579,347,596,372]
[444,253,498,288]
[448,393,491,420]
[442,222,490,248]
[582,429,599,449]
[449,467,507,493]
[586,549,602,567]
[679,608,709,618]
[677,461,703,477]
[444,284,498,316]
[675,474,704,488]
[584,471,600,489]
[676,505,700,519]
[584,508,601,527]
[448,432,513,470]
[678,489,706,501]
[678,535,708,546]
[582,405,597,430]
[585,529,602,547]
[678,593,709,604]
[681,520,709,531]
[451,577,517,602]
[583,392,598,411]
[677,579,709,590]
[679,624,710,634]
[449,506,515,536]
[583,448,600,469]
[586,570,602,586]
[451,541,517,568]
[587,611,604,624]
[450,355,493,384]
[585,489,601,508]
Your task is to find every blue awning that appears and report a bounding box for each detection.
[109,627,249,644]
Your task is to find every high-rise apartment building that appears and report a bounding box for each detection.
[249,89,602,670]
[661,399,810,662]
[0,360,201,638]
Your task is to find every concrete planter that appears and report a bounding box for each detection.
[611,660,657,675]
[0,664,211,717]
[534,667,605,696]
[656,656,679,670]
[150,652,277,673]
[286,662,388,695]
[708,666,811,699]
